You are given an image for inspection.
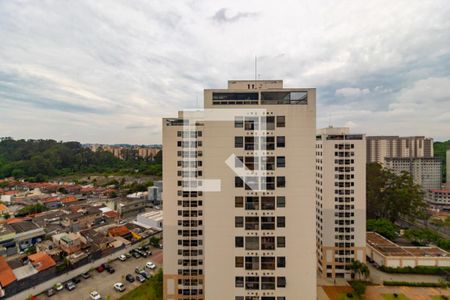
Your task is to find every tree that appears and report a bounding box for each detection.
[349,260,370,280]
[350,280,367,298]
[367,219,398,240]
[366,163,427,222]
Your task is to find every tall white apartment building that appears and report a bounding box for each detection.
[366,136,433,165]
[384,157,442,191]
[447,148,450,189]
[163,80,316,300]
[316,127,366,279]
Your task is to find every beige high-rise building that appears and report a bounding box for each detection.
[316,127,366,279]
[163,80,316,300]
[366,136,433,165]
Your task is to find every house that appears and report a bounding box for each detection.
[9,221,45,253]
[39,197,62,210]
[80,229,114,250]
[107,225,132,240]
[0,204,9,216]
[57,233,82,255]
[0,224,16,256]
[0,256,16,297]
[61,206,102,232]
[28,252,56,272]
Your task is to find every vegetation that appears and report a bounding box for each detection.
[339,292,362,300]
[403,228,450,252]
[119,269,163,300]
[379,265,450,275]
[367,219,398,240]
[349,260,370,280]
[350,280,368,298]
[383,281,449,288]
[366,163,426,222]
[382,294,409,300]
[15,203,48,217]
[0,138,162,181]
[434,140,449,182]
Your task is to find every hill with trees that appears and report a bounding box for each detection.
[0,137,162,181]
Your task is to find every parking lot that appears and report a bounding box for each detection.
[36,248,163,300]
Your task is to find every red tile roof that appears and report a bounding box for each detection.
[0,204,8,212]
[108,225,130,237]
[28,252,56,272]
[0,256,16,287]
[61,196,77,203]
[6,217,29,224]
[104,211,119,218]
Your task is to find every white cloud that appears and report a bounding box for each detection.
[0,0,449,143]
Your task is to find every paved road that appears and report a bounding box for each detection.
[368,263,443,284]
[36,249,162,300]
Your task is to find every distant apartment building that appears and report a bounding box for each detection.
[366,136,433,165]
[163,80,316,300]
[89,144,161,160]
[316,127,366,279]
[427,189,450,208]
[384,157,442,191]
[148,180,163,205]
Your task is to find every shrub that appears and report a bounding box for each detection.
[383,281,449,287]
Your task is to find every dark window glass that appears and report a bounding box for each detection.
[235,177,244,188]
[235,216,244,228]
[235,117,243,128]
[277,176,286,188]
[276,116,285,127]
[277,196,286,208]
[276,136,285,148]
[235,196,243,208]
[235,236,244,248]
[277,236,285,248]
[276,156,285,168]
[235,136,243,148]
[277,216,286,228]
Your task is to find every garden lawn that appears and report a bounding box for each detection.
[383,294,409,300]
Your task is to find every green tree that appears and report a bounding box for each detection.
[366,163,426,222]
[367,219,398,240]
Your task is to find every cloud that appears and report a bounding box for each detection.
[0,0,449,143]
[212,8,258,23]
[335,87,370,97]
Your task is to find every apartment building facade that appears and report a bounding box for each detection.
[163,80,316,300]
[447,148,450,189]
[366,136,433,165]
[316,127,366,279]
[384,157,442,191]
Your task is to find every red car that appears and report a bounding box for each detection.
[96,265,104,273]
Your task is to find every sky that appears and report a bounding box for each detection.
[0,0,449,144]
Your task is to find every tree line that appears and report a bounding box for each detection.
[0,137,162,181]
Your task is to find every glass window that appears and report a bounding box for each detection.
[245,216,259,230]
[277,176,286,188]
[277,277,286,288]
[235,216,244,228]
[277,216,285,228]
[276,136,285,148]
[235,177,244,188]
[261,276,275,290]
[245,236,259,250]
[261,257,275,270]
[261,236,275,250]
[235,276,244,287]
[276,156,285,168]
[245,256,259,270]
[235,136,243,148]
[235,196,243,208]
[276,116,285,127]
[235,256,244,268]
[235,236,244,248]
[261,197,275,210]
[235,116,243,128]
[277,196,286,208]
[277,236,285,248]
[277,257,286,268]
[262,116,275,130]
[245,196,259,210]
[235,156,244,168]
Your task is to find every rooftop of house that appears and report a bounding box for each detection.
[108,225,130,237]
[28,252,56,272]
[367,232,449,257]
[9,221,40,233]
[0,223,15,236]
[0,203,8,212]
[0,256,16,287]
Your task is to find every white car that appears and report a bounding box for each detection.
[113,282,126,292]
[118,254,126,261]
[55,283,63,291]
[146,261,156,270]
[90,291,102,300]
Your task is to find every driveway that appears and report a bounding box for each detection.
[368,263,443,284]
[36,249,162,300]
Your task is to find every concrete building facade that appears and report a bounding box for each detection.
[316,127,366,279]
[163,80,316,300]
[447,148,450,189]
[366,136,433,165]
[384,157,442,191]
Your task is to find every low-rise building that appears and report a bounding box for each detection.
[0,256,16,297]
[0,224,16,256]
[9,221,45,253]
[61,206,102,232]
[427,189,450,208]
[135,211,163,230]
[366,232,450,268]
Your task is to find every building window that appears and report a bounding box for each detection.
[245,117,259,131]
[235,136,244,148]
[277,176,286,188]
[235,196,244,208]
[261,236,275,250]
[235,236,244,248]
[245,277,260,290]
[261,257,275,270]
[276,156,285,168]
[276,136,285,148]
[277,277,286,288]
[263,116,275,130]
[235,117,243,128]
[277,216,286,228]
[276,116,285,127]
[277,236,286,248]
[277,196,286,208]
[245,216,259,230]
[235,177,244,188]
[277,257,286,268]
[235,256,244,268]
[261,276,276,290]
[245,236,259,250]
[235,276,244,288]
[235,216,244,228]
[245,256,259,270]
[245,196,259,210]
[235,156,244,168]
[261,197,275,210]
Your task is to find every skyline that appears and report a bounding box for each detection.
[1,0,450,144]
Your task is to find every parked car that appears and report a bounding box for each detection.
[113,282,126,292]
[132,251,141,258]
[125,253,132,259]
[72,276,81,284]
[104,264,115,273]
[136,274,145,283]
[96,265,104,273]
[145,250,153,256]
[119,254,127,261]
[135,267,144,274]
[46,288,56,297]
[139,270,150,279]
[81,272,91,279]
[54,283,63,291]
[89,291,102,300]
[125,274,135,283]
[65,281,76,291]
[146,261,156,270]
